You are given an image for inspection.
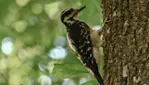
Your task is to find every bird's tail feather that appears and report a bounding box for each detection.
[94,71,104,85]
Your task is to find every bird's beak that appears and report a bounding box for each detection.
[78,6,86,13]
[73,6,86,16]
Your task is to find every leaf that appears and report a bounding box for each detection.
[81,80,98,85]
[52,63,88,79]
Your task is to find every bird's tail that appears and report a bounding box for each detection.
[94,71,104,85]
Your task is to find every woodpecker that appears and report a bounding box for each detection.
[61,6,104,85]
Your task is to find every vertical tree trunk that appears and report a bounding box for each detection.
[101,0,149,85]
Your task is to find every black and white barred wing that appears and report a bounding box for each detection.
[67,21,104,85]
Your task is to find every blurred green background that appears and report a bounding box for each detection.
[0,0,103,85]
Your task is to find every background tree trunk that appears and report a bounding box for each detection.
[101,0,149,85]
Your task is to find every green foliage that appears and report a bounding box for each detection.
[0,0,102,85]
[52,63,88,79]
[81,80,98,85]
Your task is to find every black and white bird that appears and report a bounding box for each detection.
[61,6,104,85]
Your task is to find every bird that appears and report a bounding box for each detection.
[60,6,104,85]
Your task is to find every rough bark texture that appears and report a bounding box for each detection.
[101,0,149,85]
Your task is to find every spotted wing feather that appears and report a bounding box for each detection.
[67,21,104,85]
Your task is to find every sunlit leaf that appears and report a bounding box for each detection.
[52,63,88,79]
[81,80,98,85]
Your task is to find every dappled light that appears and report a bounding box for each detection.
[1,37,13,55]
[62,78,76,85]
[79,76,91,84]
[16,0,30,7]
[93,25,102,31]
[48,47,67,59]
[32,3,43,15]
[39,75,52,85]
[0,0,102,85]
[13,20,28,33]
[44,1,62,20]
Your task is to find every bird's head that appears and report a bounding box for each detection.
[61,6,86,24]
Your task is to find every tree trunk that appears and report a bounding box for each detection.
[101,0,149,85]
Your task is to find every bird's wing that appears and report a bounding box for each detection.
[82,23,102,65]
[67,21,98,70]
[67,21,104,85]
[67,33,83,61]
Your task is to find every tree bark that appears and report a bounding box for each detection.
[101,0,149,85]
